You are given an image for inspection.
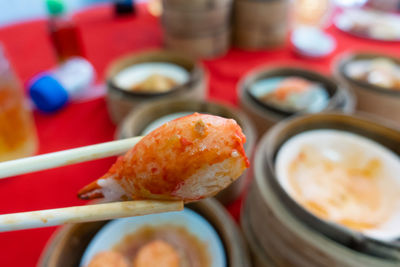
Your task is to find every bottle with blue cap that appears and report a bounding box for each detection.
[28,57,95,112]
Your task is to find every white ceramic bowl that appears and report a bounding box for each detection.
[276,129,400,242]
[113,62,190,91]
[80,208,226,267]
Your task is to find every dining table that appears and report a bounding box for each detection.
[0,3,399,266]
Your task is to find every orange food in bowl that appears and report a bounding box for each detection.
[272,77,312,101]
[133,240,180,267]
[87,251,129,267]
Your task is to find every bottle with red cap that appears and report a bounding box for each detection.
[46,0,83,61]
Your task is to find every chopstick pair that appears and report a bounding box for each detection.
[0,137,184,232]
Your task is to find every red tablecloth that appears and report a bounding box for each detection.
[0,4,399,266]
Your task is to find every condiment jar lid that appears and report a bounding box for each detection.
[29,74,69,112]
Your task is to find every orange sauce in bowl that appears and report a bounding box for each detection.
[287,144,399,231]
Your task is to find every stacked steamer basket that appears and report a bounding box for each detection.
[238,66,355,138]
[39,199,251,267]
[335,52,400,127]
[242,113,400,267]
[117,98,256,205]
[233,0,290,49]
[105,50,207,124]
[162,0,232,58]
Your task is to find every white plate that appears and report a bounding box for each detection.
[80,208,226,267]
[291,27,336,58]
[334,9,400,42]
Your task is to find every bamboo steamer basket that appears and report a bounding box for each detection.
[241,113,400,267]
[234,25,287,49]
[164,27,231,59]
[238,66,355,138]
[162,3,232,34]
[162,0,231,9]
[39,198,251,267]
[335,52,400,126]
[106,50,207,124]
[162,0,232,58]
[233,0,290,49]
[117,98,256,205]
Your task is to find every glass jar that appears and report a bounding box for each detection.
[0,46,38,162]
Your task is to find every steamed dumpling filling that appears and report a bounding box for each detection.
[130,74,178,93]
[113,62,189,93]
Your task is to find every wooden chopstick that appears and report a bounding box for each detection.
[0,136,185,232]
[0,200,184,232]
[0,137,143,179]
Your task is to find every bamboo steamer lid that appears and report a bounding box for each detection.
[334,52,400,127]
[39,199,251,267]
[233,0,290,49]
[241,113,400,267]
[164,27,231,58]
[238,66,355,138]
[116,98,257,205]
[105,50,207,124]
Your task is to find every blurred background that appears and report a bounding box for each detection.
[0,0,147,26]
